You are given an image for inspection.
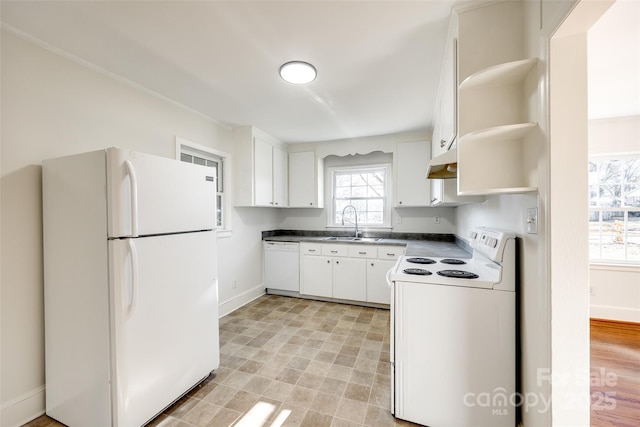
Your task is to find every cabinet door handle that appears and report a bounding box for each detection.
[371,262,375,267]
[330,250,338,254]
[440,139,447,148]
[309,249,316,252]
[387,253,395,256]
[309,202,313,206]
[431,198,438,203]
[327,260,330,264]
[399,201,403,205]
[359,251,366,255]
[336,260,340,264]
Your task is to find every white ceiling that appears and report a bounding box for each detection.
[2,1,636,144]
[588,0,640,120]
[0,0,458,143]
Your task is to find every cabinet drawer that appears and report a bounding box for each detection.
[377,246,405,260]
[322,245,348,257]
[301,243,323,255]
[348,245,377,259]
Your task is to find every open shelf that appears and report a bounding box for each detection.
[457,56,539,195]
[460,122,537,144]
[459,58,538,90]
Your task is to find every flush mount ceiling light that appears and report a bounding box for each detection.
[279,61,317,85]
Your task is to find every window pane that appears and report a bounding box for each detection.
[368,185,384,197]
[366,212,383,224]
[589,211,601,259]
[623,158,640,207]
[600,211,625,260]
[351,200,367,212]
[352,185,367,197]
[629,212,640,261]
[370,172,384,185]
[335,186,351,198]
[336,174,351,187]
[216,195,222,227]
[181,153,193,163]
[352,174,366,186]
[193,156,206,166]
[368,199,384,212]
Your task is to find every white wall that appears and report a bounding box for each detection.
[0,30,277,426]
[589,115,640,155]
[590,265,640,322]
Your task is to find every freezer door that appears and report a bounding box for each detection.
[107,148,216,238]
[109,231,219,427]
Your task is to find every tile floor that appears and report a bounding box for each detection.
[25,295,419,427]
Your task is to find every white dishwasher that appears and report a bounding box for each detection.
[264,241,300,292]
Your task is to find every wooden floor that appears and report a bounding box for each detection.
[590,319,640,427]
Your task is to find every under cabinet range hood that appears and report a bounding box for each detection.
[426,148,457,179]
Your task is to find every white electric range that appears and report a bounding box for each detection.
[388,227,517,427]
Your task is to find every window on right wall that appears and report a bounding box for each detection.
[588,155,640,263]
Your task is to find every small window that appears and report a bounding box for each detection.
[177,137,230,234]
[329,164,391,228]
[588,155,640,263]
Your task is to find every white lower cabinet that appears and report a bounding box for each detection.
[366,259,396,304]
[333,257,366,301]
[301,255,333,298]
[300,242,403,304]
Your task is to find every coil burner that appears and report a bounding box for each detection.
[405,257,436,265]
[440,258,466,265]
[437,270,479,279]
[403,268,432,276]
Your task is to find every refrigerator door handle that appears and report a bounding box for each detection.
[127,239,139,318]
[124,160,139,237]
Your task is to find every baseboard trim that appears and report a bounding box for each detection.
[0,385,45,427]
[590,304,640,323]
[219,284,266,318]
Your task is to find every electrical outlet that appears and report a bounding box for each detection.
[527,208,538,234]
[590,287,595,296]
[232,280,237,289]
[434,216,441,224]
[396,215,402,224]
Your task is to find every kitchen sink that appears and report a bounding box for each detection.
[322,236,382,242]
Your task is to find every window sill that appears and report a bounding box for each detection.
[217,229,232,239]
[589,262,640,273]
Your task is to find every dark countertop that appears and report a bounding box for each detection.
[262,230,472,258]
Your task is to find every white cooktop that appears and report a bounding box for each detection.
[389,256,502,289]
[388,227,516,290]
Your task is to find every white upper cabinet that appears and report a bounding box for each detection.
[395,141,431,207]
[288,151,324,208]
[272,145,288,207]
[233,126,288,207]
[430,178,484,207]
[432,38,458,159]
[456,1,539,196]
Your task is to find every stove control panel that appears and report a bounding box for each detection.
[470,227,515,262]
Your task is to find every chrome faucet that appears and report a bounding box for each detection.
[341,204,360,238]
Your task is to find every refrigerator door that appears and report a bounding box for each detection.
[108,231,219,427]
[107,148,216,238]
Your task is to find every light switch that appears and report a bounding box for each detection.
[527,208,538,234]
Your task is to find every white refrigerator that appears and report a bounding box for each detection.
[42,148,220,427]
